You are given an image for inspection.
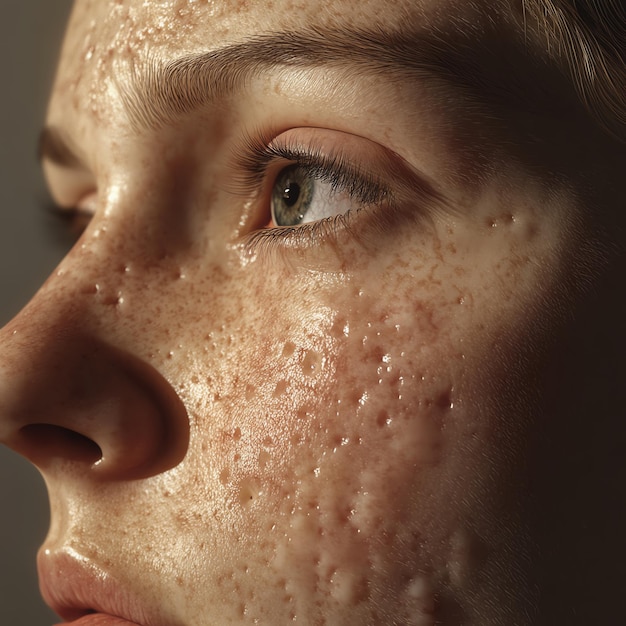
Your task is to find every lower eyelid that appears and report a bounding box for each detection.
[243,213,354,252]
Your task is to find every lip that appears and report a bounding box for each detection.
[38,547,161,626]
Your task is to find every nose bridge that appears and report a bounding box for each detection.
[0,226,190,480]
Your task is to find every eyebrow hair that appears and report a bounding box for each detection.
[119,24,542,132]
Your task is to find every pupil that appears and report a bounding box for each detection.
[271,165,314,227]
[282,181,301,208]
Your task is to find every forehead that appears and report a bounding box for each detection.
[51,0,504,121]
[65,0,447,51]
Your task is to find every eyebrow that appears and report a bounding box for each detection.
[119,24,537,131]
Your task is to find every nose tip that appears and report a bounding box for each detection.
[0,307,189,480]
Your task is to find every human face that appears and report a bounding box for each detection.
[1,0,625,624]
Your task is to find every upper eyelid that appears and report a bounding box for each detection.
[229,127,396,194]
[228,127,447,213]
[237,143,393,206]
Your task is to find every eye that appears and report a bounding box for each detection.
[45,194,97,246]
[233,127,410,245]
[271,164,351,227]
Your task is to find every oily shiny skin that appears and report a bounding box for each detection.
[1,0,625,625]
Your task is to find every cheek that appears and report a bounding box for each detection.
[181,259,479,621]
[130,198,565,622]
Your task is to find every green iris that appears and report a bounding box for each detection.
[271,165,316,226]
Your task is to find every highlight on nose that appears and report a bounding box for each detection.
[0,322,189,481]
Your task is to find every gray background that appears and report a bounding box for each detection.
[0,2,74,624]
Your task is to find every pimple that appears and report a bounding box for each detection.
[101,290,125,307]
[329,568,370,606]
[237,477,262,506]
[403,575,437,625]
[301,349,323,377]
[446,527,487,589]
[330,315,350,339]
[81,283,100,296]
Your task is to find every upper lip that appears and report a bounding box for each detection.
[38,546,159,625]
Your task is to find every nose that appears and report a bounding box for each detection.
[0,256,189,481]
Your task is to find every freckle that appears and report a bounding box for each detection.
[290,433,303,446]
[274,380,288,397]
[245,384,256,401]
[233,427,242,441]
[219,468,230,485]
[282,342,296,358]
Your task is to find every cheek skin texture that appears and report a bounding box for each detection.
[5,0,614,625]
[34,175,569,626]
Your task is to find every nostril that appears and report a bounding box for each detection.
[18,424,103,467]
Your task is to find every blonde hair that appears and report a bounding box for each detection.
[523,0,626,142]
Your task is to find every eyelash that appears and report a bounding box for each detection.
[232,132,396,248]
